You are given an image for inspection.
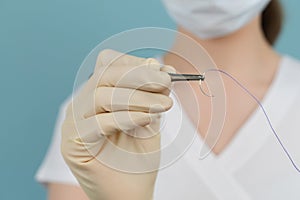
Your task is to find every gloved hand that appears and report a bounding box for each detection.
[61,49,175,200]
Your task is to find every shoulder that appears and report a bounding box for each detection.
[279,55,300,107]
[282,55,300,76]
[280,55,300,93]
[278,56,300,132]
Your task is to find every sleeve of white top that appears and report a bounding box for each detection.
[35,96,79,186]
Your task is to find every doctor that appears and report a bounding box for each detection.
[36,0,300,199]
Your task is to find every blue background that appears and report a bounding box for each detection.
[0,0,299,199]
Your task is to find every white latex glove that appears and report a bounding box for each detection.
[61,49,175,200]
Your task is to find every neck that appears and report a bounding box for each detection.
[164,16,280,84]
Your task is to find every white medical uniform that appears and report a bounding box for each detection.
[36,55,300,199]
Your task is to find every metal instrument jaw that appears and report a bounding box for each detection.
[168,72,213,97]
[168,73,205,82]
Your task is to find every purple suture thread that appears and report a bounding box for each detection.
[205,68,300,173]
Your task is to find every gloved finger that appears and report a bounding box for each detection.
[84,87,173,118]
[95,49,162,70]
[95,65,172,93]
[77,111,160,138]
[94,49,147,73]
[160,65,176,73]
[143,58,161,70]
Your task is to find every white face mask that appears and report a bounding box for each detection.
[162,0,271,39]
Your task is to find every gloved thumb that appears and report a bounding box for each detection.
[160,64,176,95]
